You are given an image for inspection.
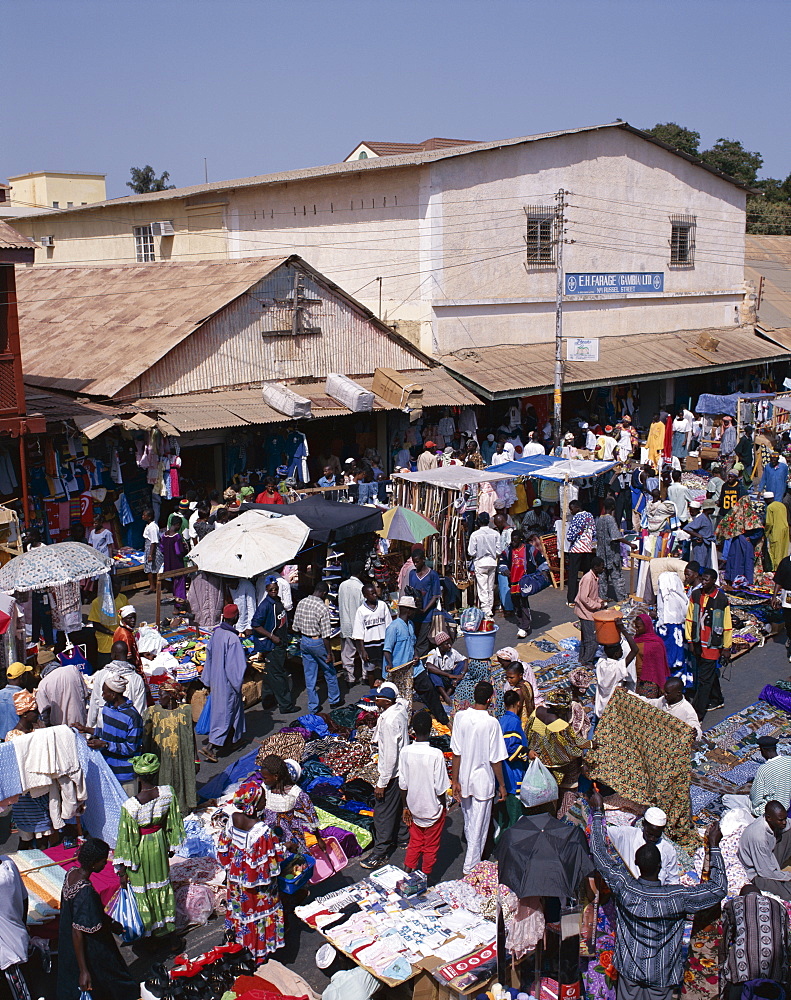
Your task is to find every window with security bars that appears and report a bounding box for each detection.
[134,225,156,262]
[525,207,556,265]
[670,215,696,266]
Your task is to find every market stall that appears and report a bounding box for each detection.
[392,467,514,590]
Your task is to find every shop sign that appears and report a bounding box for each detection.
[566,338,599,362]
[564,272,664,295]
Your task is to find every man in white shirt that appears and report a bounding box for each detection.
[594,627,638,718]
[640,676,702,740]
[338,571,365,686]
[468,512,500,616]
[399,710,448,875]
[361,682,410,869]
[490,440,512,466]
[86,641,147,727]
[667,470,693,522]
[352,583,390,684]
[606,807,680,885]
[522,432,545,457]
[451,681,507,873]
[583,423,597,454]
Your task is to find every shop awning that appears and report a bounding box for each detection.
[393,467,514,489]
[486,456,616,479]
[133,369,482,432]
[441,326,788,401]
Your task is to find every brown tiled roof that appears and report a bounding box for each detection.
[441,326,787,400]
[0,220,37,251]
[357,138,478,157]
[746,234,791,332]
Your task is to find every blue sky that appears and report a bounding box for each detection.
[4,0,790,198]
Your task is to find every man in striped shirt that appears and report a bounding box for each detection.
[750,735,791,816]
[83,673,143,795]
[589,790,726,1000]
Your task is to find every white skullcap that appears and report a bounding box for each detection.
[763,491,775,499]
[120,605,136,618]
[644,807,667,827]
[104,674,128,693]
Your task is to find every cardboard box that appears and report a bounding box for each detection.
[372,367,424,409]
[685,456,701,470]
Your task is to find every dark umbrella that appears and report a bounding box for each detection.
[493,813,594,898]
[239,495,383,543]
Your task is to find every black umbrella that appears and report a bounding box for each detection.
[239,495,383,543]
[493,813,594,899]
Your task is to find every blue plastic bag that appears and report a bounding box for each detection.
[195,693,212,736]
[109,884,144,943]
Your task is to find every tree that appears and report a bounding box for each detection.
[701,139,763,185]
[126,165,176,194]
[754,175,791,204]
[644,122,701,157]
[747,195,791,235]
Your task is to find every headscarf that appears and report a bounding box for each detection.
[104,673,128,693]
[546,686,572,708]
[119,604,136,619]
[223,487,238,501]
[238,486,254,501]
[656,572,688,626]
[495,646,520,663]
[284,759,302,783]
[634,613,669,687]
[569,667,594,690]
[159,679,185,700]
[13,690,36,716]
[130,753,160,776]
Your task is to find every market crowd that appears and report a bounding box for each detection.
[3,402,791,1000]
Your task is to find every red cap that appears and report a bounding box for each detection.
[222,603,239,618]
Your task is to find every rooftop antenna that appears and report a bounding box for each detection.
[204,158,208,183]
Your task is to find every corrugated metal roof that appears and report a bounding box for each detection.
[746,234,791,331]
[441,327,787,400]
[0,220,37,251]
[15,256,288,397]
[7,122,754,222]
[15,255,433,401]
[134,369,481,432]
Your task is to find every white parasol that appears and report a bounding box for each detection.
[187,511,310,578]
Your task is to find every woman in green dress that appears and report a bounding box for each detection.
[114,753,185,938]
[143,681,199,815]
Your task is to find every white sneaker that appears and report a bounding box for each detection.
[517,629,528,638]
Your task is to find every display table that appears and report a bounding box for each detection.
[296,864,497,995]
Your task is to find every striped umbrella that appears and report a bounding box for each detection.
[377,506,438,543]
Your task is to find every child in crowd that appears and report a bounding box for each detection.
[398,710,448,877]
[424,632,467,706]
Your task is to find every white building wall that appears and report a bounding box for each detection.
[227,129,746,356]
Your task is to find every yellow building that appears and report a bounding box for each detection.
[8,171,106,211]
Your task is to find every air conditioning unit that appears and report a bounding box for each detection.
[40,235,54,247]
[150,221,175,237]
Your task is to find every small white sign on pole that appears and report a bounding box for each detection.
[566,338,599,362]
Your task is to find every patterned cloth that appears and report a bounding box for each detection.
[114,785,185,935]
[591,687,698,849]
[143,704,197,816]
[722,893,790,986]
[216,818,286,962]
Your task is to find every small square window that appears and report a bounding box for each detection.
[67,202,73,208]
[670,215,696,266]
[133,225,156,262]
[525,207,556,266]
[52,201,59,208]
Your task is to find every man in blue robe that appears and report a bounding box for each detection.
[202,603,247,762]
[758,453,789,504]
[685,501,715,571]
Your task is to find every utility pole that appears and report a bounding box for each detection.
[552,188,566,455]
[204,158,208,183]
[377,276,383,319]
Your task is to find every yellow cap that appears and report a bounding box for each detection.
[7,661,32,680]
